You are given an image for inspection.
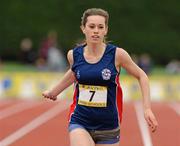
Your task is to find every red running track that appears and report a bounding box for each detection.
[0,99,179,146]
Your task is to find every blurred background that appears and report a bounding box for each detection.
[0,0,179,100]
[0,1,179,146]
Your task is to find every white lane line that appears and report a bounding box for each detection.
[169,102,180,116]
[0,100,70,146]
[134,101,153,146]
[0,101,42,120]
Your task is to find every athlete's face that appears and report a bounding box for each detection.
[81,15,108,44]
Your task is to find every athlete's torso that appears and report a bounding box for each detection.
[69,43,123,130]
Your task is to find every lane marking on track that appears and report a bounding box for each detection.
[0,101,43,120]
[134,101,153,146]
[0,100,69,146]
[169,102,180,116]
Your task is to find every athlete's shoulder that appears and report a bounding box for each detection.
[73,44,85,51]
[71,44,84,60]
[116,47,129,57]
[115,47,132,66]
[67,49,73,66]
[107,43,118,49]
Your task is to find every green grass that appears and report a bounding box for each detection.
[151,67,166,75]
[121,65,167,75]
[1,62,37,72]
[1,61,167,75]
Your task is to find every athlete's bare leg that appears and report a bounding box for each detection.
[69,128,95,146]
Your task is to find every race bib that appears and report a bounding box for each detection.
[78,84,107,107]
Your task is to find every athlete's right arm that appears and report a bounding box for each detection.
[42,50,75,101]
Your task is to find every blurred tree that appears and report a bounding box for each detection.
[0,0,179,65]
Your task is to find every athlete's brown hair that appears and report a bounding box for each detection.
[81,8,109,27]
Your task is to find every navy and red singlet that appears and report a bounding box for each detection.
[68,43,123,130]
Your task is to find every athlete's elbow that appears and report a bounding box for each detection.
[136,70,149,81]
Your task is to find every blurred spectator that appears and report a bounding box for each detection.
[47,46,66,71]
[19,38,37,64]
[138,53,152,75]
[39,30,58,61]
[37,30,66,71]
[36,57,47,70]
[165,60,180,74]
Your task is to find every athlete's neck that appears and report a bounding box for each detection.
[85,43,106,56]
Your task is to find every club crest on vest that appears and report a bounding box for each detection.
[101,68,111,80]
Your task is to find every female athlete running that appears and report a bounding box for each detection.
[42,8,158,146]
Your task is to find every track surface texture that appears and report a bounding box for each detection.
[0,99,179,146]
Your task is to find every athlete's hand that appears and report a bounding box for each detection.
[144,108,158,132]
[42,90,57,101]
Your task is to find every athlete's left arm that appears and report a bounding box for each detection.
[116,48,158,132]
